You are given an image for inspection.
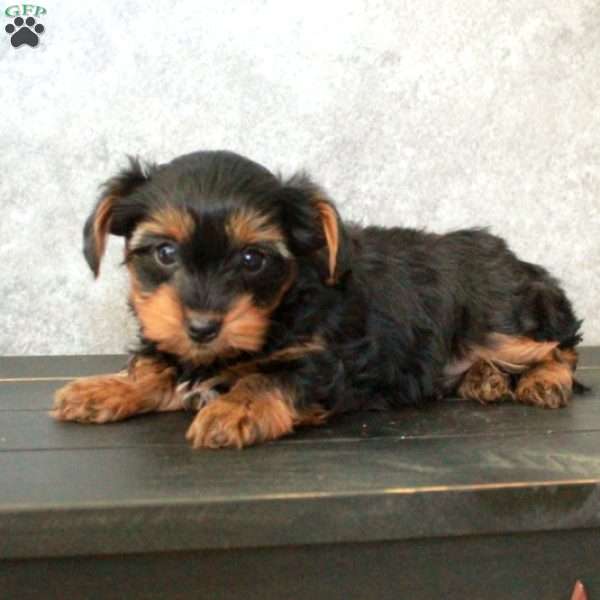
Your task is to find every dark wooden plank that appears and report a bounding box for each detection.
[3,432,600,559]
[1,350,599,566]
[0,412,188,450]
[0,380,68,410]
[579,346,600,368]
[1,529,599,600]
[0,355,127,379]
[5,393,600,451]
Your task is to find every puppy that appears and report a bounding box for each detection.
[53,150,584,448]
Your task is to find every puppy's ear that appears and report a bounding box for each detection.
[83,157,152,277]
[279,174,351,285]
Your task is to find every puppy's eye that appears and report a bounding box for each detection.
[241,248,266,273]
[155,243,178,267]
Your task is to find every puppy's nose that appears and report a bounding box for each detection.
[187,318,222,343]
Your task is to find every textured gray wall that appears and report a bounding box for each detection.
[1,0,599,355]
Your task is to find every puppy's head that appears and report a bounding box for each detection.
[83,151,351,365]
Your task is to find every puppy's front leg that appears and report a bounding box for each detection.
[52,357,181,423]
[186,373,328,449]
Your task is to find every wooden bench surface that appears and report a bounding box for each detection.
[1,349,600,599]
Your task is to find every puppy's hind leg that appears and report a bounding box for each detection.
[466,334,580,409]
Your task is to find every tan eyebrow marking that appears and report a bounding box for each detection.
[226,207,285,246]
[129,206,195,250]
[129,207,195,249]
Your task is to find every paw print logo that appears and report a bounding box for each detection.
[5,16,45,48]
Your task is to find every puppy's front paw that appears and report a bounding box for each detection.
[52,375,139,423]
[185,387,295,449]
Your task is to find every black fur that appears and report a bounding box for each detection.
[88,150,583,416]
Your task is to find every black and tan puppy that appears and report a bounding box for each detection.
[53,150,584,448]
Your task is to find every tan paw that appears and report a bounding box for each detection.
[185,386,295,449]
[516,378,570,408]
[458,360,513,404]
[516,360,574,409]
[52,375,140,423]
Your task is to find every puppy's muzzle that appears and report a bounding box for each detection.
[187,318,222,343]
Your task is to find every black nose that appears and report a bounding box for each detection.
[187,318,222,343]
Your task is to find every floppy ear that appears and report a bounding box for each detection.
[83,157,152,277]
[279,174,351,285]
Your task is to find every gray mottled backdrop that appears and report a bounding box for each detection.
[1,0,599,355]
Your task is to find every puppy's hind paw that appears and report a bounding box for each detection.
[515,360,574,409]
[516,379,570,409]
[458,360,514,404]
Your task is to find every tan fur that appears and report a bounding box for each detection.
[516,348,577,408]
[470,333,559,373]
[52,358,180,423]
[444,333,559,384]
[458,360,514,403]
[144,206,194,242]
[220,294,272,354]
[130,282,213,363]
[226,208,285,245]
[454,334,578,409]
[315,200,339,284]
[91,195,114,275]
[559,347,578,370]
[130,284,281,364]
[186,373,329,448]
[186,374,297,448]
